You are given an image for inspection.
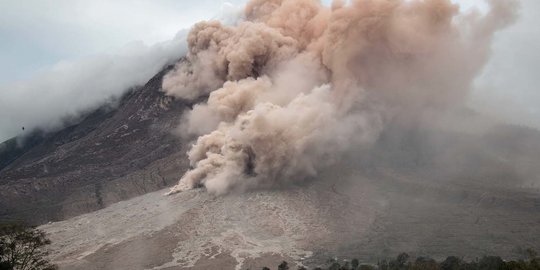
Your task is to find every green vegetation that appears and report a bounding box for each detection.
[259,251,540,270]
[0,223,57,270]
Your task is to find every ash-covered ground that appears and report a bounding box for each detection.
[40,149,540,269]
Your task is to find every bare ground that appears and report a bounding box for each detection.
[40,165,540,270]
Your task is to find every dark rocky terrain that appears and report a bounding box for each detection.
[0,66,189,224]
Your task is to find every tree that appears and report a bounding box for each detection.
[505,260,528,270]
[396,253,410,266]
[478,256,505,270]
[440,256,461,270]
[411,257,439,270]
[378,259,389,270]
[0,223,57,270]
[329,262,341,270]
[341,261,351,270]
[278,261,289,270]
[351,259,359,269]
[526,248,538,260]
[389,253,410,270]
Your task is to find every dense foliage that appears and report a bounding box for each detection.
[259,251,540,270]
[0,223,57,270]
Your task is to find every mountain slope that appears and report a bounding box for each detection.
[39,159,540,270]
[1,60,539,270]
[0,66,189,224]
[28,103,540,269]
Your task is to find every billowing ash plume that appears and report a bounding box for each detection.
[162,0,518,195]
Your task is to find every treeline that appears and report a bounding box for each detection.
[260,251,540,270]
[0,223,57,270]
[3,221,539,270]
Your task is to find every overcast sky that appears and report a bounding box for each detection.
[0,0,486,84]
[0,0,538,142]
[0,0,249,83]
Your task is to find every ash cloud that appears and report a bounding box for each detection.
[163,0,519,195]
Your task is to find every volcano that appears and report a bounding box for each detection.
[1,0,540,269]
[0,66,539,269]
[0,66,190,224]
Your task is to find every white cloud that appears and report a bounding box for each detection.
[0,0,249,141]
[0,34,188,141]
[0,0,248,83]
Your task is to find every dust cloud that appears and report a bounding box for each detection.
[162,0,518,195]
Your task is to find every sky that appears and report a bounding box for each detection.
[471,0,540,128]
[0,0,538,142]
[0,0,247,83]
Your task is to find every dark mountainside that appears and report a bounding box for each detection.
[0,66,189,225]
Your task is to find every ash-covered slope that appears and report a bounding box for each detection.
[39,132,540,270]
[0,66,189,224]
[29,100,540,269]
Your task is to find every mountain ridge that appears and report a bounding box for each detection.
[0,64,189,224]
